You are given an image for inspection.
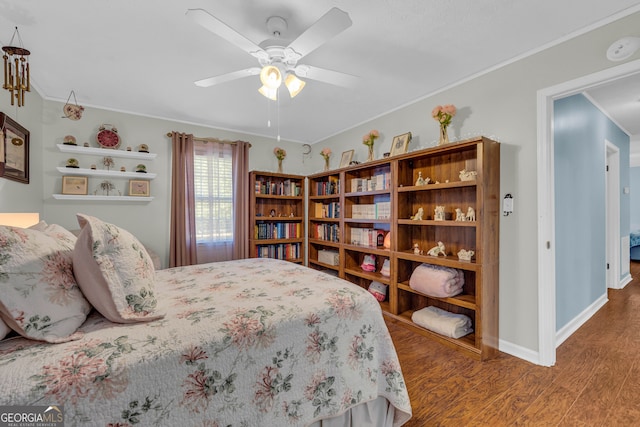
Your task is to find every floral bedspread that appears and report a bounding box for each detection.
[0,258,411,426]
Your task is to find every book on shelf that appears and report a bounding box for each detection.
[254,222,302,239]
[313,201,340,218]
[313,223,340,242]
[350,172,391,192]
[351,202,391,220]
[255,243,301,260]
[349,228,386,247]
[315,176,340,196]
[255,177,301,196]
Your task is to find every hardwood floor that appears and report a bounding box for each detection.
[387,261,640,426]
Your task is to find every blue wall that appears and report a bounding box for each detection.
[631,167,640,232]
[554,93,630,331]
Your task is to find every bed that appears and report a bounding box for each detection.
[0,215,411,426]
[631,230,640,261]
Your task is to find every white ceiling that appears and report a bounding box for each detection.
[1,0,639,143]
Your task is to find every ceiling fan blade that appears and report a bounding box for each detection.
[294,65,358,88]
[186,9,266,58]
[287,7,352,59]
[195,68,261,87]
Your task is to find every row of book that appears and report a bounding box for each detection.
[255,178,301,196]
[314,176,340,195]
[351,201,391,220]
[349,228,386,247]
[255,243,301,260]
[312,223,340,242]
[350,172,391,192]
[312,201,340,218]
[254,222,302,239]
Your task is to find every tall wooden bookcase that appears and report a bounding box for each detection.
[306,137,500,360]
[249,171,305,264]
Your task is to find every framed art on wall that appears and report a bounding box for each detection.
[129,179,150,197]
[339,149,354,168]
[0,113,29,183]
[62,176,88,195]
[390,132,412,157]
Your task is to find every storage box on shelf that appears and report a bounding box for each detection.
[249,171,305,264]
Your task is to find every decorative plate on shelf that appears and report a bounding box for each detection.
[96,124,121,149]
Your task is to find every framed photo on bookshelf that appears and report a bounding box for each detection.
[339,149,354,168]
[390,132,412,156]
[129,179,150,197]
[62,176,88,195]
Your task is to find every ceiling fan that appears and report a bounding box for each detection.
[186,7,358,100]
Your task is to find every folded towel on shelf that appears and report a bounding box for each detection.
[411,306,473,339]
[409,263,464,298]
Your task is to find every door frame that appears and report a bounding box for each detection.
[537,58,640,367]
[606,140,621,289]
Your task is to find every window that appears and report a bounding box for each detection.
[193,142,233,244]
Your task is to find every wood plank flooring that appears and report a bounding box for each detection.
[386,261,640,426]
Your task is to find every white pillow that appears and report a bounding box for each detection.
[0,225,91,342]
[72,214,162,323]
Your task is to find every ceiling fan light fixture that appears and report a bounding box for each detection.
[258,85,278,101]
[260,65,282,89]
[285,74,305,98]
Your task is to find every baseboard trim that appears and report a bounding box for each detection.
[555,293,608,347]
[498,339,543,366]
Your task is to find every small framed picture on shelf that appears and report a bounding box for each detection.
[390,132,412,156]
[339,149,354,168]
[129,179,150,197]
[62,176,88,195]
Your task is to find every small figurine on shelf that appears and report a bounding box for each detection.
[411,207,424,221]
[135,164,147,173]
[66,158,79,168]
[413,243,422,255]
[138,144,149,153]
[103,156,115,171]
[466,206,476,221]
[427,241,446,257]
[457,249,474,261]
[415,171,430,186]
[459,169,478,181]
[63,135,77,145]
[269,209,276,217]
[434,205,445,221]
[455,208,465,221]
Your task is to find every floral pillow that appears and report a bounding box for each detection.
[0,318,10,341]
[72,214,163,323]
[0,225,91,343]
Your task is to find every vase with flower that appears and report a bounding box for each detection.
[274,147,286,173]
[432,104,457,145]
[362,129,379,162]
[320,147,332,171]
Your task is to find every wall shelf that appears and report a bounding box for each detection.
[57,144,157,160]
[56,167,157,179]
[52,194,154,202]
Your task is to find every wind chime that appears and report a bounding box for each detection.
[2,27,30,107]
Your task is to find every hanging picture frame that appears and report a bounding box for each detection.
[0,112,29,184]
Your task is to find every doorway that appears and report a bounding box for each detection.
[606,141,621,289]
[537,59,640,367]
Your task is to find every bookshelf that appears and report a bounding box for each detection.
[249,171,305,264]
